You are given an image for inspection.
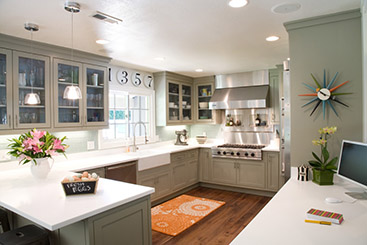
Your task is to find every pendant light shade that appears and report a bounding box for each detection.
[24,93,41,105]
[63,1,82,100]
[24,23,41,105]
[63,85,82,99]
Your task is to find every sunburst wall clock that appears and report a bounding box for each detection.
[298,70,352,119]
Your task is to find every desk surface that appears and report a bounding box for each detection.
[231,171,367,245]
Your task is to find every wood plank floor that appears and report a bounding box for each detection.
[152,187,271,245]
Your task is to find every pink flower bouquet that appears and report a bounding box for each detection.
[8,129,68,165]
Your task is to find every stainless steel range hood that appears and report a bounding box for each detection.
[209,69,270,109]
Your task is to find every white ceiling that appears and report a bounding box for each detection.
[0,0,361,77]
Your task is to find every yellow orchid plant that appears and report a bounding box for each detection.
[309,126,338,172]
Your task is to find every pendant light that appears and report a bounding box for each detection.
[63,1,82,100]
[24,23,41,105]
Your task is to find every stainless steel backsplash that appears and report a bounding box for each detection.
[222,109,276,145]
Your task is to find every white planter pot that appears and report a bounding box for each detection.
[30,158,54,179]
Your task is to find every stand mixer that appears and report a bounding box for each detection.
[175,129,188,145]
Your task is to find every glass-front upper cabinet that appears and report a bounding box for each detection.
[0,48,12,130]
[181,84,192,122]
[168,82,180,122]
[196,83,213,122]
[84,64,108,126]
[54,58,83,127]
[13,51,51,129]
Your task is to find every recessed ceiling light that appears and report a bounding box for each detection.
[96,39,109,44]
[195,69,203,72]
[266,36,280,42]
[228,0,248,8]
[272,3,301,14]
[154,57,165,61]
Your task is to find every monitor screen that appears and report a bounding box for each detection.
[337,140,367,188]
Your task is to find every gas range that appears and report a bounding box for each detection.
[211,144,266,160]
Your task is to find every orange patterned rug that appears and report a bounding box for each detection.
[151,194,225,236]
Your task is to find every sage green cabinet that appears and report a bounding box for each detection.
[154,71,194,126]
[212,158,237,185]
[54,59,108,128]
[199,148,212,182]
[0,48,12,130]
[211,152,280,192]
[138,165,171,202]
[269,68,280,124]
[172,162,187,191]
[13,51,51,129]
[237,159,266,189]
[171,149,198,191]
[88,197,151,245]
[266,152,280,191]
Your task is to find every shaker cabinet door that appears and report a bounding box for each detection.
[13,51,51,129]
[53,58,83,127]
[84,64,108,126]
[0,48,12,130]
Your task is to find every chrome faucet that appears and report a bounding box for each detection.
[130,121,148,152]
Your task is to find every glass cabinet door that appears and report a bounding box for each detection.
[181,84,193,122]
[0,48,12,129]
[54,58,83,127]
[13,51,50,128]
[168,82,180,122]
[197,83,213,121]
[85,65,107,125]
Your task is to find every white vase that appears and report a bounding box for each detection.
[30,158,54,179]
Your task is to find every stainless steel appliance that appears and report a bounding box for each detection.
[209,69,270,110]
[174,129,188,145]
[211,144,265,160]
[105,162,137,184]
[281,60,291,180]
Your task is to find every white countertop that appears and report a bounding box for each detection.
[0,168,154,231]
[0,139,220,172]
[231,169,367,245]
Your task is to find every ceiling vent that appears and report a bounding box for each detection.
[92,11,122,24]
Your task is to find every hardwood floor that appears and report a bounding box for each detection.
[152,187,271,245]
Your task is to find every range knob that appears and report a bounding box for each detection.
[231,152,234,156]
[244,152,249,157]
[217,151,221,155]
[251,153,255,157]
[223,151,227,155]
[236,152,241,156]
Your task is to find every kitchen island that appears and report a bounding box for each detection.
[0,168,154,245]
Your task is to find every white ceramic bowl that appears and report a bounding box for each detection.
[169,102,175,107]
[196,135,207,144]
[199,102,209,109]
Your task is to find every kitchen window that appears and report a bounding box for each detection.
[99,89,155,149]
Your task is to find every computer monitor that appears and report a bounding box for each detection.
[337,140,367,199]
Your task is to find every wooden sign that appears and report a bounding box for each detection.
[62,180,98,195]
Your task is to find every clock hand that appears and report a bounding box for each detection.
[319,90,327,97]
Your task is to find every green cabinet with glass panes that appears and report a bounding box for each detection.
[193,76,220,124]
[0,48,12,130]
[154,71,194,126]
[53,59,108,128]
[13,51,51,129]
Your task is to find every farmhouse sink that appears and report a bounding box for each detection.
[133,149,170,171]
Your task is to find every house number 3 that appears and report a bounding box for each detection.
[117,70,129,85]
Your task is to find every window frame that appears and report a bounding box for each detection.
[98,88,156,150]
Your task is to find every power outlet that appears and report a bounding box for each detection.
[87,141,95,150]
